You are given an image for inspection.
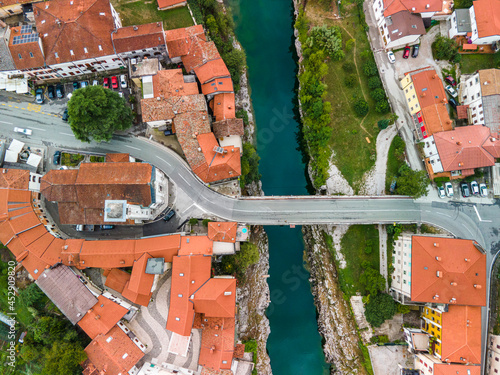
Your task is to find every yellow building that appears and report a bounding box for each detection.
[401,74,421,115]
[421,306,442,357]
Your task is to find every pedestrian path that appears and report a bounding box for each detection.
[379,224,389,291]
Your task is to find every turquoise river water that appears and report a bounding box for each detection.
[228,0,330,373]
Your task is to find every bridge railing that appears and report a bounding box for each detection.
[238,195,412,200]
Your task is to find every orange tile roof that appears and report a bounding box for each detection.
[198,316,235,370]
[195,133,241,182]
[193,278,236,318]
[152,69,199,98]
[383,0,443,17]
[21,253,50,280]
[8,26,45,71]
[40,237,66,265]
[141,94,207,123]
[201,77,234,96]
[178,236,213,256]
[410,236,486,306]
[478,69,500,96]
[440,305,482,364]
[473,0,500,38]
[112,22,165,54]
[134,234,181,260]
[121,253,155,306]
[105,153,130,163]
[84,325,144,375]
[40,169,78,202]
[77,295,128,339]
[165,25,205,58]
[482,134,500,158]
[457,105,469,119]
[210,93,236,122]
[194,59,230,84]
[212,119,244,138]
[434,363,481,375]
[104,268,131,293]
[182,40,220,73]
[433,126,495,172]
[166,255,212,336]
[25,231,56,258]
[157,0,186,9]
[207,222,237,243]
[33,0,115,66]
[0,168,29,189]
[79,240,137,268]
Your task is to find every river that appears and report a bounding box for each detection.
[227,0,330,373]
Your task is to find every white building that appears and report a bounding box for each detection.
[422,135,444,174]
[390,233,413,303]
[487,334,500,375]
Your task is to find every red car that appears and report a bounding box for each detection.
[103,77,110,89]
[111,76,118,89]
[403,46,410,59]
[445,75,457,86]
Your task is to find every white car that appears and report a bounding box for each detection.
[480,183,487,197]
[14,127,32,135]
[120,75,127,89]
[387,51,396,64]
[470,180,479,195]
[438,186,445,198]
[445,182,454,197]
[445,85,458,98]
[92,80,99,86]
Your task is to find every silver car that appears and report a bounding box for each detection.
[480,183,487,197]
[445,182,453,197]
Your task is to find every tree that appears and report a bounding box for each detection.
[342,61,355,73]
[371,88,386,102]
[378,119,390,130]
[362,61,378,76]
[364,293,397,327]
[395,164,430,198]
[360,268,386,296]
[202,219,211,227]
[368,76,382,89]
[306,25,345,60]
[433,36,460,62]
[221,48,246,88]
[353,97,369,117]
[240,142,261,187]
[344,75,357,88]
[189,218,199,226]
[67,85,133,143]
[42,341,87,375]
[375,99,391,114]
[235,242,259,271]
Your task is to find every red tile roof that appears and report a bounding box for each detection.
[210,93,236,122]
[194,59,230,84]
[212,119,244,138]
[165,25,205,58]
[482,133,500,158]
[441,305,482,364]
[473,0,500,38]
[383,0,443,17]
[33,0,115,66]
[106,153,130,163]
[195,133,241,182]
[207,222,237,243]
[201,77,234,96]
[433,126,495,172]
[182,39,220,73]
[121,253,155,306]
[77,295,128,339]
[79,240,137,268]
[141,94,207,123]
[8,26,45,70]
[410,236,486,306]
[198,316,235,370]
[193,278,236,318]
[104,268,131,293]
[434,363,481,375]
[112,22,165,54]
[157,0,186,10]
[84,325,144,375]
[178,236,213,256]
[152,69,199,98]
[457,105,469,119]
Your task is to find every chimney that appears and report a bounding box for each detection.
[95,315,101,320]
[436,271,442,278]
[433,74,438,79]
[491,138,497,142]
[464,258,469,262]
[120,260,125,264]
[449,297,457,303]
[435,256,441,261]
[433,242,439,247]
[474,284,482,289]
[450,282,457,286]
[421,92,426,97]
[456,141,461,145]
[433,294,439,300]
[426,3,430,8]
[133,26,138,31]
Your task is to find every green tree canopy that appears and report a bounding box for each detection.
[240,142,261,187]
[433,36,461,62]
[42,341,87,375]
[306,25,345,61]
[67,85,133,143]
[360,268,386,296]
[353,97,369,117]
[395,164,430,198]
[364,293,397,327]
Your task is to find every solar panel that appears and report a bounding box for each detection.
[20,25,32,34]
[12,33,38,45]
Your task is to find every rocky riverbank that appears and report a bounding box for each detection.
[302,225,369,374]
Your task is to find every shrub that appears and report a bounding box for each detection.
[353,97,369,117]
[433,35,460,62]
[344,75,357,87]
[364,293,397,327]
[378,119,390,130]
[395,164,430,198]
[360,268,386,296]
[202,219,211,227]
[371,88,386,102]
[189,218,199,225]
[342,61,355,73]
[397,303,411,314]
[363,61,378,76]
[368,76,382,89]
[376,100,391,114]
[345,38,355,53]
[306,25,345,61]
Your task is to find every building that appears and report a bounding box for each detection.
[459,69,500,130]
[449,0,500,45]
[372,0,452,49]
[390,234,487,306]
[40,154,169,225]
[423,125,500,178]
[403,327,430,353]
[157,0,186,10]
[401,70,453,140]
[487,334,500,375]
[415,353,481,374]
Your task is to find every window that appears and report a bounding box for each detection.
[98,45,103,51]
[471,95,474,100]
[70,50,74,56]
[495,357,499,362]
[29,52,34,58]
[18,53,22,59]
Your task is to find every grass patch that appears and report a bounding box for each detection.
[460,53,500,74]
[112,0,194,30]
[90,155,105,162]
[385,135,406,192]
[243,339,258,375]
[358,341,374,375]
[61,152,84,167]
[337,225,380,297]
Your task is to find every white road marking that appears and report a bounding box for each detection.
[473,205,492,222]
[30,127,46,131]
[59,132,74,136]
[436,212,451,217]
[125,145,140,150]
[178,174,191,187]
[156,155,171,166]
[0,120,13,125]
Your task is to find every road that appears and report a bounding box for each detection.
[1,96,499,372]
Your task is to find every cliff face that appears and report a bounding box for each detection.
[302,225,368,375]
[236,226,272,374]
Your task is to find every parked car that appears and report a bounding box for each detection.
[438,185,446,198]
[80,81,88,88]
[445,182,454,197]
[103,77,110,89]
[14,127,32,135]
[403,46,411,59]
[461,182,470,198]
[92,80,99,86]
[62,108,69,122]
[75,225,84,231]
[53,150,61,165]
[411,44,420,58]
[164,129,173,136]
[47,85,55,99]
[445,75,457,86]
[111,76,118,89]
[445,85,458,98]
[480,183,488,197]
[100,225,114,230]
[448,97,458,109]
[73,81,80,90]
[84,225,95,231]
[120,74,127,88]
[470,180,479,195]
[387,51,396,64]
[56,84,64,98]
[35,88,44,104]
[163,209,176,221]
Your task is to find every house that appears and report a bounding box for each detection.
[390,234,486,306]
[212,117,244,150]
[423,125,500,178]
[157,0,186,11]
[401,70,453,140]
[112,22,167,60]
[459,69,500,131]
[449,0,500,45]
[415,353,481,374]
[0,0,32,19]
[40,155,169,225]
[403,328,430,353]
[77,295,128,339]
[487,334,500,374]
